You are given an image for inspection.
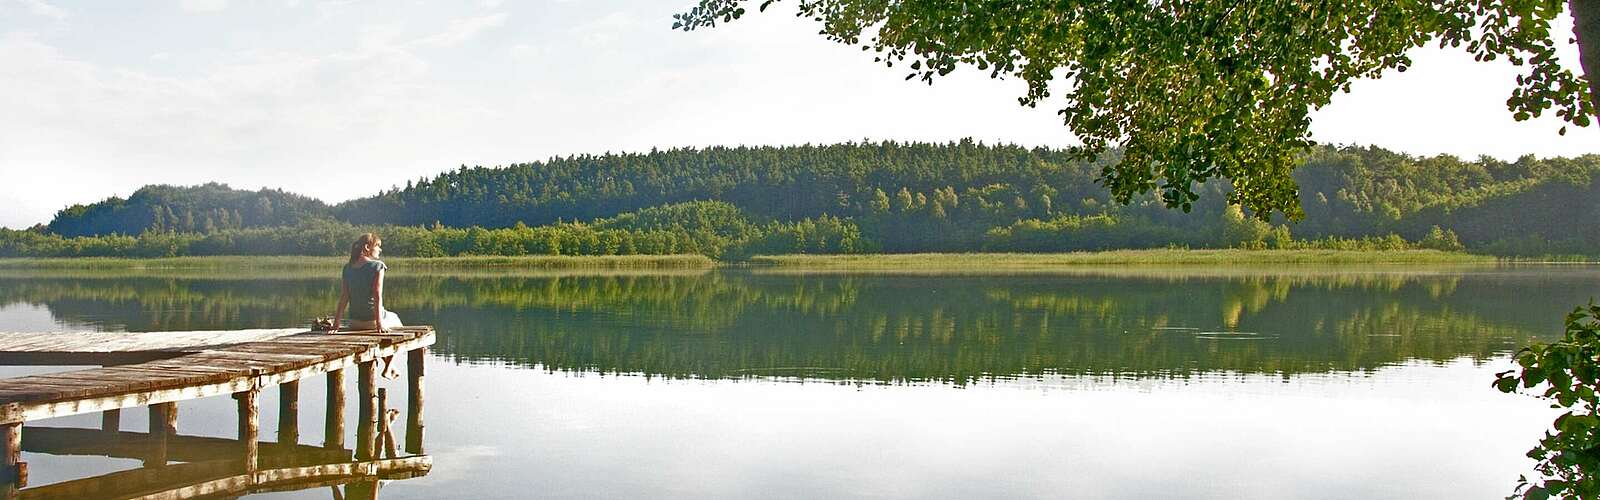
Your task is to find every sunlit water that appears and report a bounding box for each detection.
[0,265,1589,498]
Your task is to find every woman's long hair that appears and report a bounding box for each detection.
[348,233,381,265]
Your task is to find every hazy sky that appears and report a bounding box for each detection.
[1,0,1595,229]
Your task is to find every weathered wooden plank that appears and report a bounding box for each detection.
[239,342,377,355]
[225,341,354,353]
[32,366,206,383]
[0,329,306,354]
[22,370,216,394]
[5,377,257,424]
[190,349,323,362]
[110,366,250,382]
[265,340,377,353]
[45,367,224,388]
[0,351,178,366]
[0,385,91,403]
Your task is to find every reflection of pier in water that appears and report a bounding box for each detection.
[0,327,435,499]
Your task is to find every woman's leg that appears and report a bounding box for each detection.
[382,310,404,328]
[379,310,405,379]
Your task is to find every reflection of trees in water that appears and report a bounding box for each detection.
[0,270,1581,383]
[0,278,338,331]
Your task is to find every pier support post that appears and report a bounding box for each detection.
[279,380,300,445]
[406,347,426,454]
[378,388,397,459]
[100,409,120,438]
[356,360,377,460]
[325,369,345,450]
[346,481,379,500]
[2,423,23,489]
[235,389,259,472]
[145,402,176,468]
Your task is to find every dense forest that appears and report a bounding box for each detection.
[8,141,1599,258]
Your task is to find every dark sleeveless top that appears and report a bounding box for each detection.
[342,259,386,321]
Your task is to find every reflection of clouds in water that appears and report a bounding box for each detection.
[0,302,65,332]
[402,444,502,487]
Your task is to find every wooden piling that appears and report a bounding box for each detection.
[2,423,19,485]
[146,402,176,468]
[153,402,178,436]
[325,369,346,450]
[279,380,300,445]
[406,347,426,454]
[235,389,259,471]
[346,480,379,500]
[355,361,377,461]
[378,388,397,459]
[100,409,120,438]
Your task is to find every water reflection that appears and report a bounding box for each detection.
[10,386,428,499]
[16,428,427,499]
[0,266,1592,384]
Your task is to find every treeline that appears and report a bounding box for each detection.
[0,200,1460,259]
[1,202,864,259]
[30,141,1600,257]
[47,183,330,237]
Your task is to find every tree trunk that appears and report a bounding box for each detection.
[1575,0,1600,114]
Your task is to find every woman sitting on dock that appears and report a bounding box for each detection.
[334,233,403,333]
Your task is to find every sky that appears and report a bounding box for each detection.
[0,0,1595,229]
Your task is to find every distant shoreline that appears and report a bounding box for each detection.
[0,249,1518,272]
[743,249,1500,268]
[0,255,718,270]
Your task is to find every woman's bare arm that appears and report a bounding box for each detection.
[372,267,386,332]
[333,279,349,332]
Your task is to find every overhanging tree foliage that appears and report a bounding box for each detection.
[674,0,1598,220]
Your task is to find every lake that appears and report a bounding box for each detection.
[0,264,1587,498]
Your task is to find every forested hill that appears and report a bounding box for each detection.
[333,140,1108,228]
[29,141,1600,256]
[47,183,331,237]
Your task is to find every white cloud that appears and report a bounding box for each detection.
[0,27,497,228]
[178,0,228,13]
[570,11,642,49]
[0,1,1592,230]
[411,12,508,48]
[14,0,68,20]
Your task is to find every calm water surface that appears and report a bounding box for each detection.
[0,265,1590,498]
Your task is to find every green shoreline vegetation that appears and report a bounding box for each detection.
[0,254,716,271]
[745,249,1496,268]
[0,249,1499,274]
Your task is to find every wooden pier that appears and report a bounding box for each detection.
[0,326,435,499]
